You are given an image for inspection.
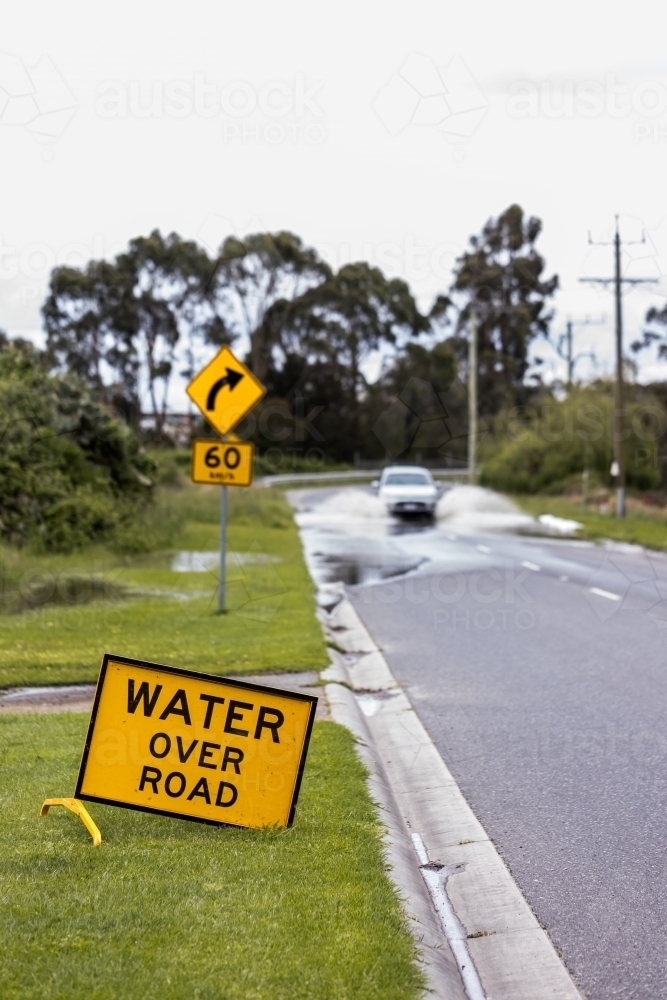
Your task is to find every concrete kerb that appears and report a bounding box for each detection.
[318,586,583,1000]
[325,680,467,1000]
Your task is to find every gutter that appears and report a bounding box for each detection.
[318,585,583,1000]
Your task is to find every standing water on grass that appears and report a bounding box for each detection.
[171,552,280,571]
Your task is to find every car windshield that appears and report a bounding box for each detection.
[384,473,431,486]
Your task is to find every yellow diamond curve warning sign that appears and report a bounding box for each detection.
[191,439,254,486]
[75,655,317,830]
[186,345,265,436]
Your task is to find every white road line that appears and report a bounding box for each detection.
[477,544,491,553]
[589,587,621,601]
[522,561,541,571]
[559,575,569,581]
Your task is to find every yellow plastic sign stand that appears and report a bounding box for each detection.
[40,797,102,846]
[75,654,317,830]
[191,439,254,486]
[186,345,265,437]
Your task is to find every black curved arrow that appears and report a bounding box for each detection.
[206,367,244,410]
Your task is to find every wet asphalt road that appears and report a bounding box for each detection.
[291,486,667,1000]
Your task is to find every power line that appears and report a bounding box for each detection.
[558,315,605,388]
[579,216,657,518]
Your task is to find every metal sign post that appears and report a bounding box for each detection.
[219,484,227,613]
[185,345,266,615]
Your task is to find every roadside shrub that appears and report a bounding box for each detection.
[480,386,664,493]
[0,339,156,551]
[145,449,189,487]
[41,490,119,551]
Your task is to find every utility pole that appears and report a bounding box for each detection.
[559,315,604,389]
[468,308,478,484]
[566,320,573,387]
[579,216,657,518]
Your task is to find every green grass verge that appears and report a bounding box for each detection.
[513,493,667,550]
[0,713,424,1000]
[0,487,328,688]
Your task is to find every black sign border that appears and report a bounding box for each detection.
[74,652,318,830]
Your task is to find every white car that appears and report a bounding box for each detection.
[374,466,439,517]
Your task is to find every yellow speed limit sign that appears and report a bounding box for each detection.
[191,438,254,486]
[75,654,318,830]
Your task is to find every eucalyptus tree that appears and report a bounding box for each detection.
[205,231,332,382]
[260,261,429,457]
[449,204,558,414]
[43,230,211,437]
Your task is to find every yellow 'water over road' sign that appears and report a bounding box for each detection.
[75,655,317,829]
[186,345,265,436]
[190,439,254,486]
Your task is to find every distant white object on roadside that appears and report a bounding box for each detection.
[171,551,278,572]
[538,513,583,534]
[172,551,219,572]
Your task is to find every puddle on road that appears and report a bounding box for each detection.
[294,494,432,587]
[313,548,426,586]
[292,484,538,589]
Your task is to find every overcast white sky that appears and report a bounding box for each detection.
[2,0,667,408]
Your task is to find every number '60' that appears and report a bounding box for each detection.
[205,446,241,469]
